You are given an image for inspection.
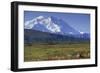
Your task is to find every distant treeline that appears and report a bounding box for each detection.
[24,29,90,45]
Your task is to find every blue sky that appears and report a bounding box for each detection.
[24,11,90,33]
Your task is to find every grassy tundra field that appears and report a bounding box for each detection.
[24,42,90,62]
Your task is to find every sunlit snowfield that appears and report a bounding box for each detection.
[24,42,90,62]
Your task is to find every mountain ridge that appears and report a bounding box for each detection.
[24,16,81,35]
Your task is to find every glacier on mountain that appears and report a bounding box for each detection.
[24,16,61,33]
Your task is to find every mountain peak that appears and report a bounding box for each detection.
[24,16,80,35]
[24,16,61,33]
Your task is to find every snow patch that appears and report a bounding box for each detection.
[80,32,84,34]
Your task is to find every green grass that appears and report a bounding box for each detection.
[24,42,90,62]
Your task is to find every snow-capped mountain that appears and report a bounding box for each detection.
[24,16,80,35]
[25,16,61,33]
[24,16,90,44]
